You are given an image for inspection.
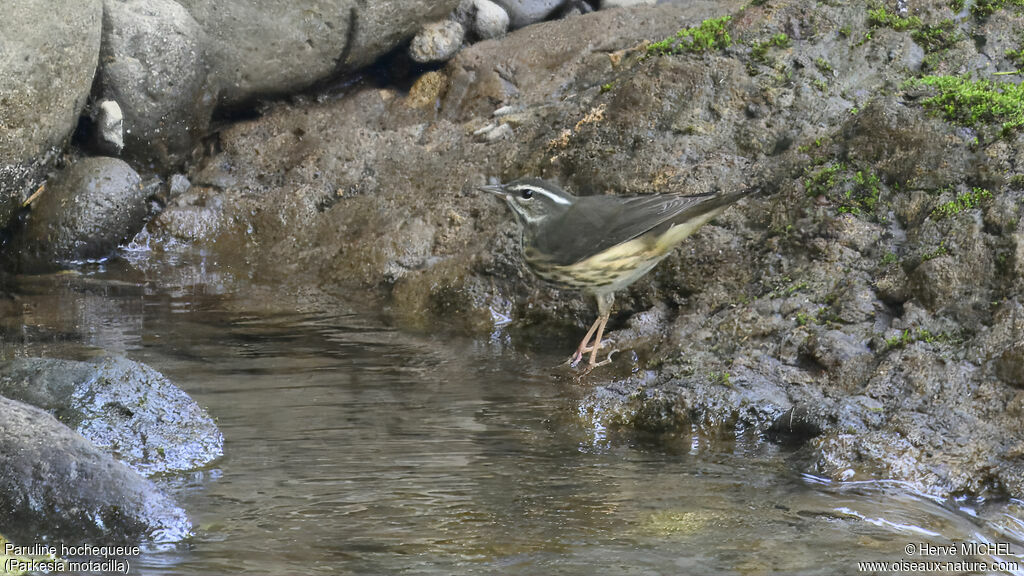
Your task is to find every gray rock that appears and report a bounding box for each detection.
[601,0,656,6]
[0,356,223,477]
[410,20,465,63]
[0,396,191,545]
[94,99,125,154]
[997,345,1024,387]
[12,157,146,269]
[0,0,102,230]
[168,173,191,200]
[472,0,510,39]
[177,0,460,106]
[492,0,564,28]
[96,0,211,169]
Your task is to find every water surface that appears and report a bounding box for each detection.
[2,255,1024,575]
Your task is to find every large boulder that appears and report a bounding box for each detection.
[95,0,212,169]
[176,0,460,106]
[9,157,146,269]
[0,0,102,230]
[0,356,223,477]
[0,396,191,545]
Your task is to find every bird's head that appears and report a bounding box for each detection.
[480,178,575,230]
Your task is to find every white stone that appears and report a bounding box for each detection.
[96,100,124,152]
[409,20,465,63]
[473,0,510,39]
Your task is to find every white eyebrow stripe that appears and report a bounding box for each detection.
[514,184,571,205]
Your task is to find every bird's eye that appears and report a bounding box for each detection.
[519,189,533,200]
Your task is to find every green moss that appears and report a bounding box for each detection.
[905,75,1024,134]
[845,170,881,213]
[885,328,956,350]
[921,240,949,261]
[709,371,733,386]
[1007,36,1024,69]
[971,0,1024,17]
[911,19,961,52]
[600,81,616,93]
[795,312,812,326]
[930,187,993,218]
[1009,174,1024,188]
[880,252,899,265]
[867,7,922,30]
[750,32,791,61]
[815,57,834,75]
[647,16,733,56]
[804,162,846,196]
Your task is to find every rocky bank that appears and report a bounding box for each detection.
[143,0,1024,500]
[4,0,1024,532]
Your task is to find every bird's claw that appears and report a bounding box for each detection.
[566,348,619,370]
[592,348,619,368]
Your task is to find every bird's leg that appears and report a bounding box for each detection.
[573,291,614,368]
[587,312,610,366]
[570,317,602,367]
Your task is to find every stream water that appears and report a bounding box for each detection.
[3,251,1024,575]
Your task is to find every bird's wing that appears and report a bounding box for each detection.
[532,188,755,266]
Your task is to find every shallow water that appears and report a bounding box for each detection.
[3,255,1024,575]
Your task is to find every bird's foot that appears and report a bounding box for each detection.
[591,348,619,368]
[567,347,619,369]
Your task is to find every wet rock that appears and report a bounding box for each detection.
[0,0,102,230]
[0,396,191,545]
[168,173,191,200]
[178,0,460,106]
[801,329,874,387]
[10,157,145,269]
[493,0,564,28]
[0,356,223,476]
[842,99,976,190]
[409,20,465,63]
[96,0,211,169]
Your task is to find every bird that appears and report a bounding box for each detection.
[481,177,757,367]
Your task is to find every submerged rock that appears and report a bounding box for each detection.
[10,157,146,269]
[0,0,102,230]
[0,396,191,545]
[0,356,223,477]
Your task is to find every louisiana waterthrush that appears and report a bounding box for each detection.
[483,178,756,367]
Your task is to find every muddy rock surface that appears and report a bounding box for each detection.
[0,396,191,545]
[146,0,1024,499]
[0,356,223,477]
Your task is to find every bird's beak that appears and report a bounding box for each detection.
[478,184,506,196]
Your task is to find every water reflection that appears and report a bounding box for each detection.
[2,257,1024,575]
